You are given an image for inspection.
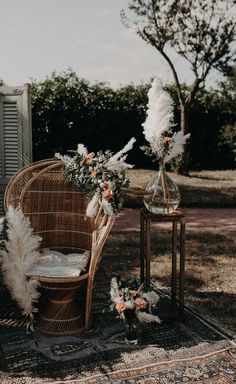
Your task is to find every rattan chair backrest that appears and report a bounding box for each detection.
[5,159,93,253]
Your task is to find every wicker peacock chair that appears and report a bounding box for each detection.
[4,158,115,336]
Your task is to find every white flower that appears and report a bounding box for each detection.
[77,144,88,156]
[101,199,114,216]
[86,194,100,218]
[164,131,191,163]
[136,311,161,324]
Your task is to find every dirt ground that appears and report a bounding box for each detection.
[113,207,236,232]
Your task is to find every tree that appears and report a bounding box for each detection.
[31,70,148,164]
[122,0,236,173]
[218,66,236,165]
[31,70,235,169]
[31,71,92,160]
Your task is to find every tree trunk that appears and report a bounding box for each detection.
[177,103,190,175]
[180,104,188,134]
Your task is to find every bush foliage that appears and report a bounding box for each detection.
[31,70,236,170]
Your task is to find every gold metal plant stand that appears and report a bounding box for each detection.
[140,208,186,316]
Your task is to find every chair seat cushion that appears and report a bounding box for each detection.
[26,249,90,278]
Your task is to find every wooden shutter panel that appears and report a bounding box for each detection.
[0,84,32,215]
[3,100,19,177]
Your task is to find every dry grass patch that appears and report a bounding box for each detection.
[124,169,236,207]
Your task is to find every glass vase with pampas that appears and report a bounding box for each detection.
[144,158,180,215]
[141,78,190,215]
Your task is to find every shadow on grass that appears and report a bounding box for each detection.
[186,291,236,333]
[178,184,236,207]
[188,174,233,181]
[123,183,236,208]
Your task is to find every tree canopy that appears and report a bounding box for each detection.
[122,0,236,172]
[31,70,235,170]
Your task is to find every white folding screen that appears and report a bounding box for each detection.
[0,84,32,215]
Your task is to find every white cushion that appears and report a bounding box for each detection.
[26,249,90,278]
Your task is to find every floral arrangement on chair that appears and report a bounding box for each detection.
[56,137,136,217]
[110,276,161,342]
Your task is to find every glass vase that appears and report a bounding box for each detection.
[143,162,180,215]
[125,322,138,344]
[123,309,138,344]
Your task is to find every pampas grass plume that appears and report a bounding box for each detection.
[142,78,174,155]
[105,137,136,171]
[0,206,42,316]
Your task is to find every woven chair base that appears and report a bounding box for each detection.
[35,278,90,336]
[34,314,91,336]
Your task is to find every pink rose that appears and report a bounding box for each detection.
[84,152,95,164]
[103,188,113,201]
[135,298,147,310]
[116,301,126,313]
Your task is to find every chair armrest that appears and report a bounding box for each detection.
[92,215,115,252]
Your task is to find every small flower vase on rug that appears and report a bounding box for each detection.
[110,277,161,345]
[143,161,180,215]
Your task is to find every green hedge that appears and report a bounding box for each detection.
[31,70,236,170]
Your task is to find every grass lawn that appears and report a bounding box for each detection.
[100,228,236,336]
[124,169,236,208]
[99,169,236,335]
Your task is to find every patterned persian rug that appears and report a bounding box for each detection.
[51,349,236,383]
[0,286,235,384]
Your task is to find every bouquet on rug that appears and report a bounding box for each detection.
[110,276,161,325]
[55,137,136,217]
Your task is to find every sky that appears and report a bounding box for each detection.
[0,0,219,88]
